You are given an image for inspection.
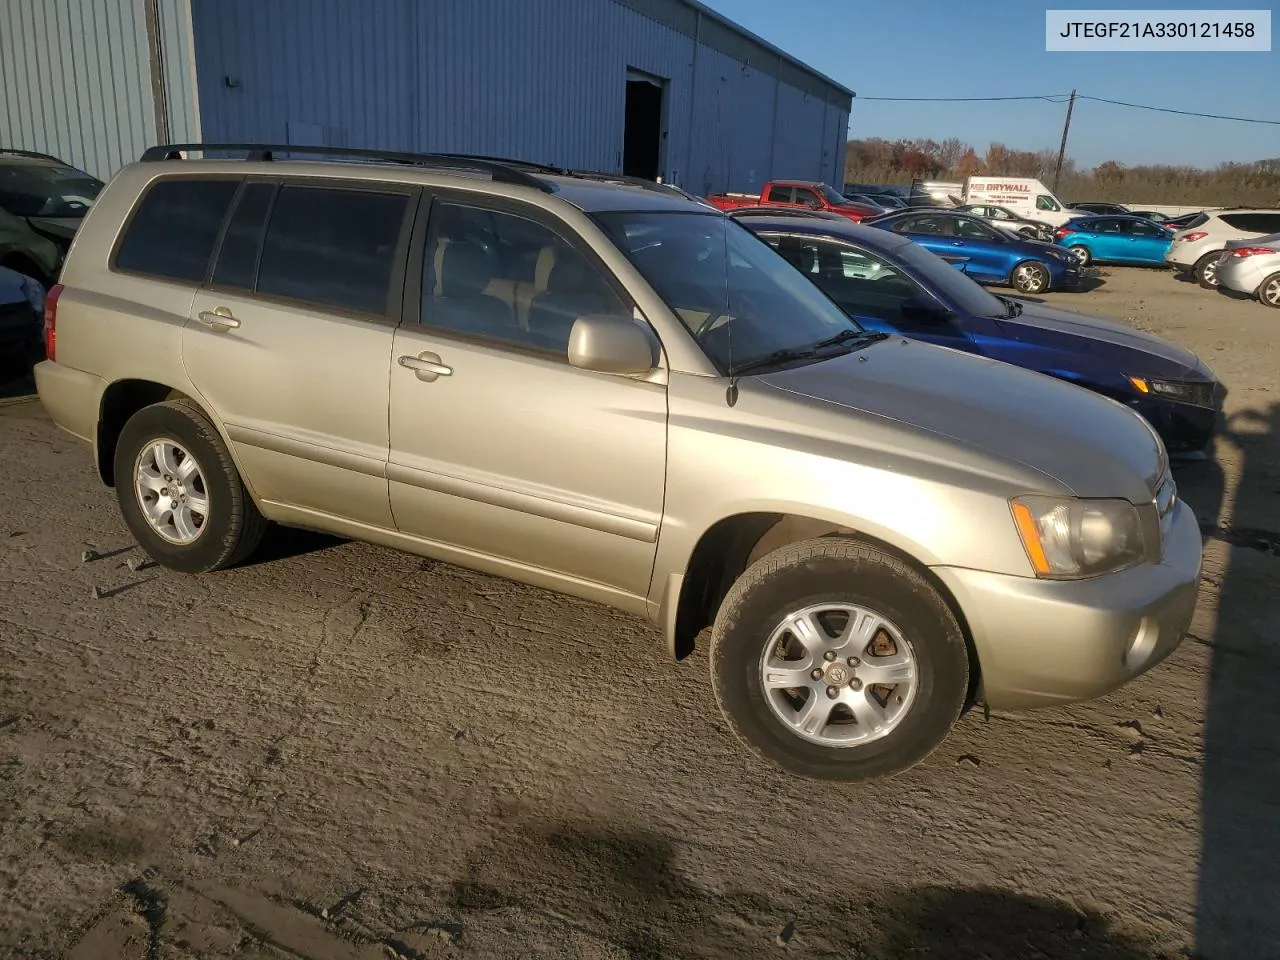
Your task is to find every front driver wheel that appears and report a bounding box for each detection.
[1011,260,1050,294]
[709,537,970,782]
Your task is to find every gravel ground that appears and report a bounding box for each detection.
[1,266,1278,960]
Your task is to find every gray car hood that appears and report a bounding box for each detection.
[998,301,1201,372]
[758,337,1164,502]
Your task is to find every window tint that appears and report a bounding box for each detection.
[955,217,997,240]
[256,184,410,315]
[114,178,238,281]
[897,216,951,236]
[766,185,793,203]
[423,201,629,354]
[1094,218,1123,233]
[1221,213,1280,233]
[1129,219,1164,236]
[212,182,275,290]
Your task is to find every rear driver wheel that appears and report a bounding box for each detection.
[114,399,268,573]
[1258,272,1280,308]
[709,537,970,782]
[1194,252,1222,288]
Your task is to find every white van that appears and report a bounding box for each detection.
[963,177,1079,226]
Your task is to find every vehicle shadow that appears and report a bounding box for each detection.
[1172,403,1280,957]
[444,818,1161,958]
[245,525,348,565]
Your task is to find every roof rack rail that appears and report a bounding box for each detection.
[137,143,555,193]
[430,152,566,175]
[0,148,64,163]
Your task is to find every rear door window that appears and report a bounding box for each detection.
[255,183,414,316]
[211,181,276,290]
[113,178,239,282]
[766,185,794,203]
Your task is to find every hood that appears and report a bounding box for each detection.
[996,302,1202,375]
[757,338,1165,502]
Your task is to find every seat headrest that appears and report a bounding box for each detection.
[439,242,493,297]
[544,256,592,295]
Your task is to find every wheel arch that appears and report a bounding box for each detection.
[96,379,239,488]
[663,511,982,706]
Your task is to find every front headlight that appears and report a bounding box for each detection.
[1011,495,1147,579]
[1127,376,1215,407]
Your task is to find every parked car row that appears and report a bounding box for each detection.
[34,142,1204,785]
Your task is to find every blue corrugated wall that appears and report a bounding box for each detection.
[188,0,849,194]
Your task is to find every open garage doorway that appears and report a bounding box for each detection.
[623,69,668,181]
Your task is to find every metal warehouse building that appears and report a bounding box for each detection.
[0,0,853,196]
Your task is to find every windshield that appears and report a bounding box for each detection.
[820,184,851,205]
[593,211,861,372]
[0,163,103,218]
[895,240,1008,317]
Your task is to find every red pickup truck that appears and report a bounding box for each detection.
[705,180,882,221]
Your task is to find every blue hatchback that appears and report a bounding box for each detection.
[738,214,1224,454]
[864,209,1082,295]
[1053,214,1174,268]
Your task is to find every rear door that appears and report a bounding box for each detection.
[184,177,417,528]
[385,191,668,599]
[1089,218,1125,260]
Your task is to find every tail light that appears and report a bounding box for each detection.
[1180,231,1208,242]
[43,283,63,362]
[1230,246,1276,257]
[1054,227,1070,239]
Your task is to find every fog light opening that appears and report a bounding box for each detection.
[1124,617,1159,672]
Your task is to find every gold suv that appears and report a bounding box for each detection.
[35,144,1201,782]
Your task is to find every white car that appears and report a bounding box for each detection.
[1164,209,1280,288]
[1216,232,1280,308]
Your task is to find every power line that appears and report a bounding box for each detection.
[857,92,1280,125]
[1076,95,1280,125]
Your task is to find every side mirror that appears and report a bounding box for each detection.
[900,295,952,324]
[567,314,658,375]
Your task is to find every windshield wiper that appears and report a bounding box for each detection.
[997,295,1024,318]
[729,331,890,377]
[729,347,823,376]
[812,329,890,351]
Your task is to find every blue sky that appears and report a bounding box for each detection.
[699,0,1279,169]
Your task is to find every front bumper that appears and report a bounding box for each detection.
[1130,392,1222,454]
[933,498,1202,711]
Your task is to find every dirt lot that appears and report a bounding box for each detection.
[2,267,1278,960]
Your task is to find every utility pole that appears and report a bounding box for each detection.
[1053,89,1077,194]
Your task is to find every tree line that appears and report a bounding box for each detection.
[844,137,1280,206]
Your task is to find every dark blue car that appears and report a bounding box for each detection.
[1053,214,1174,268]
[864,208,1082,295]
[737,214,1223,454]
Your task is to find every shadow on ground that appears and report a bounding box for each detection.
[446,819,1164,958]
[1173,403,1280,958]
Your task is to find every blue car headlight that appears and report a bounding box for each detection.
[1128,376,1216,407]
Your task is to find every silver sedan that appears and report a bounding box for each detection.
[1216,232,1280,308]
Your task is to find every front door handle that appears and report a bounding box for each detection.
[195,307,240,330]
[398,353,453,382]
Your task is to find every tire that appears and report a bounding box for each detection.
[709,537,970,782]
[113,398,268,573]
[1068,244,1092,267]
[1194,251,1222,289]
[1258,272,1280,309]
[1010,260,1050,294]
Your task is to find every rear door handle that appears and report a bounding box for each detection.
[398,353,453,382]
[195,307,240,330]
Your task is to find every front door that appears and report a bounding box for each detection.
[387,193,668,600]
[184,178,417,529]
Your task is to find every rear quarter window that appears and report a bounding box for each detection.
[1219,213,1280,233]
[113,178,239,282]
